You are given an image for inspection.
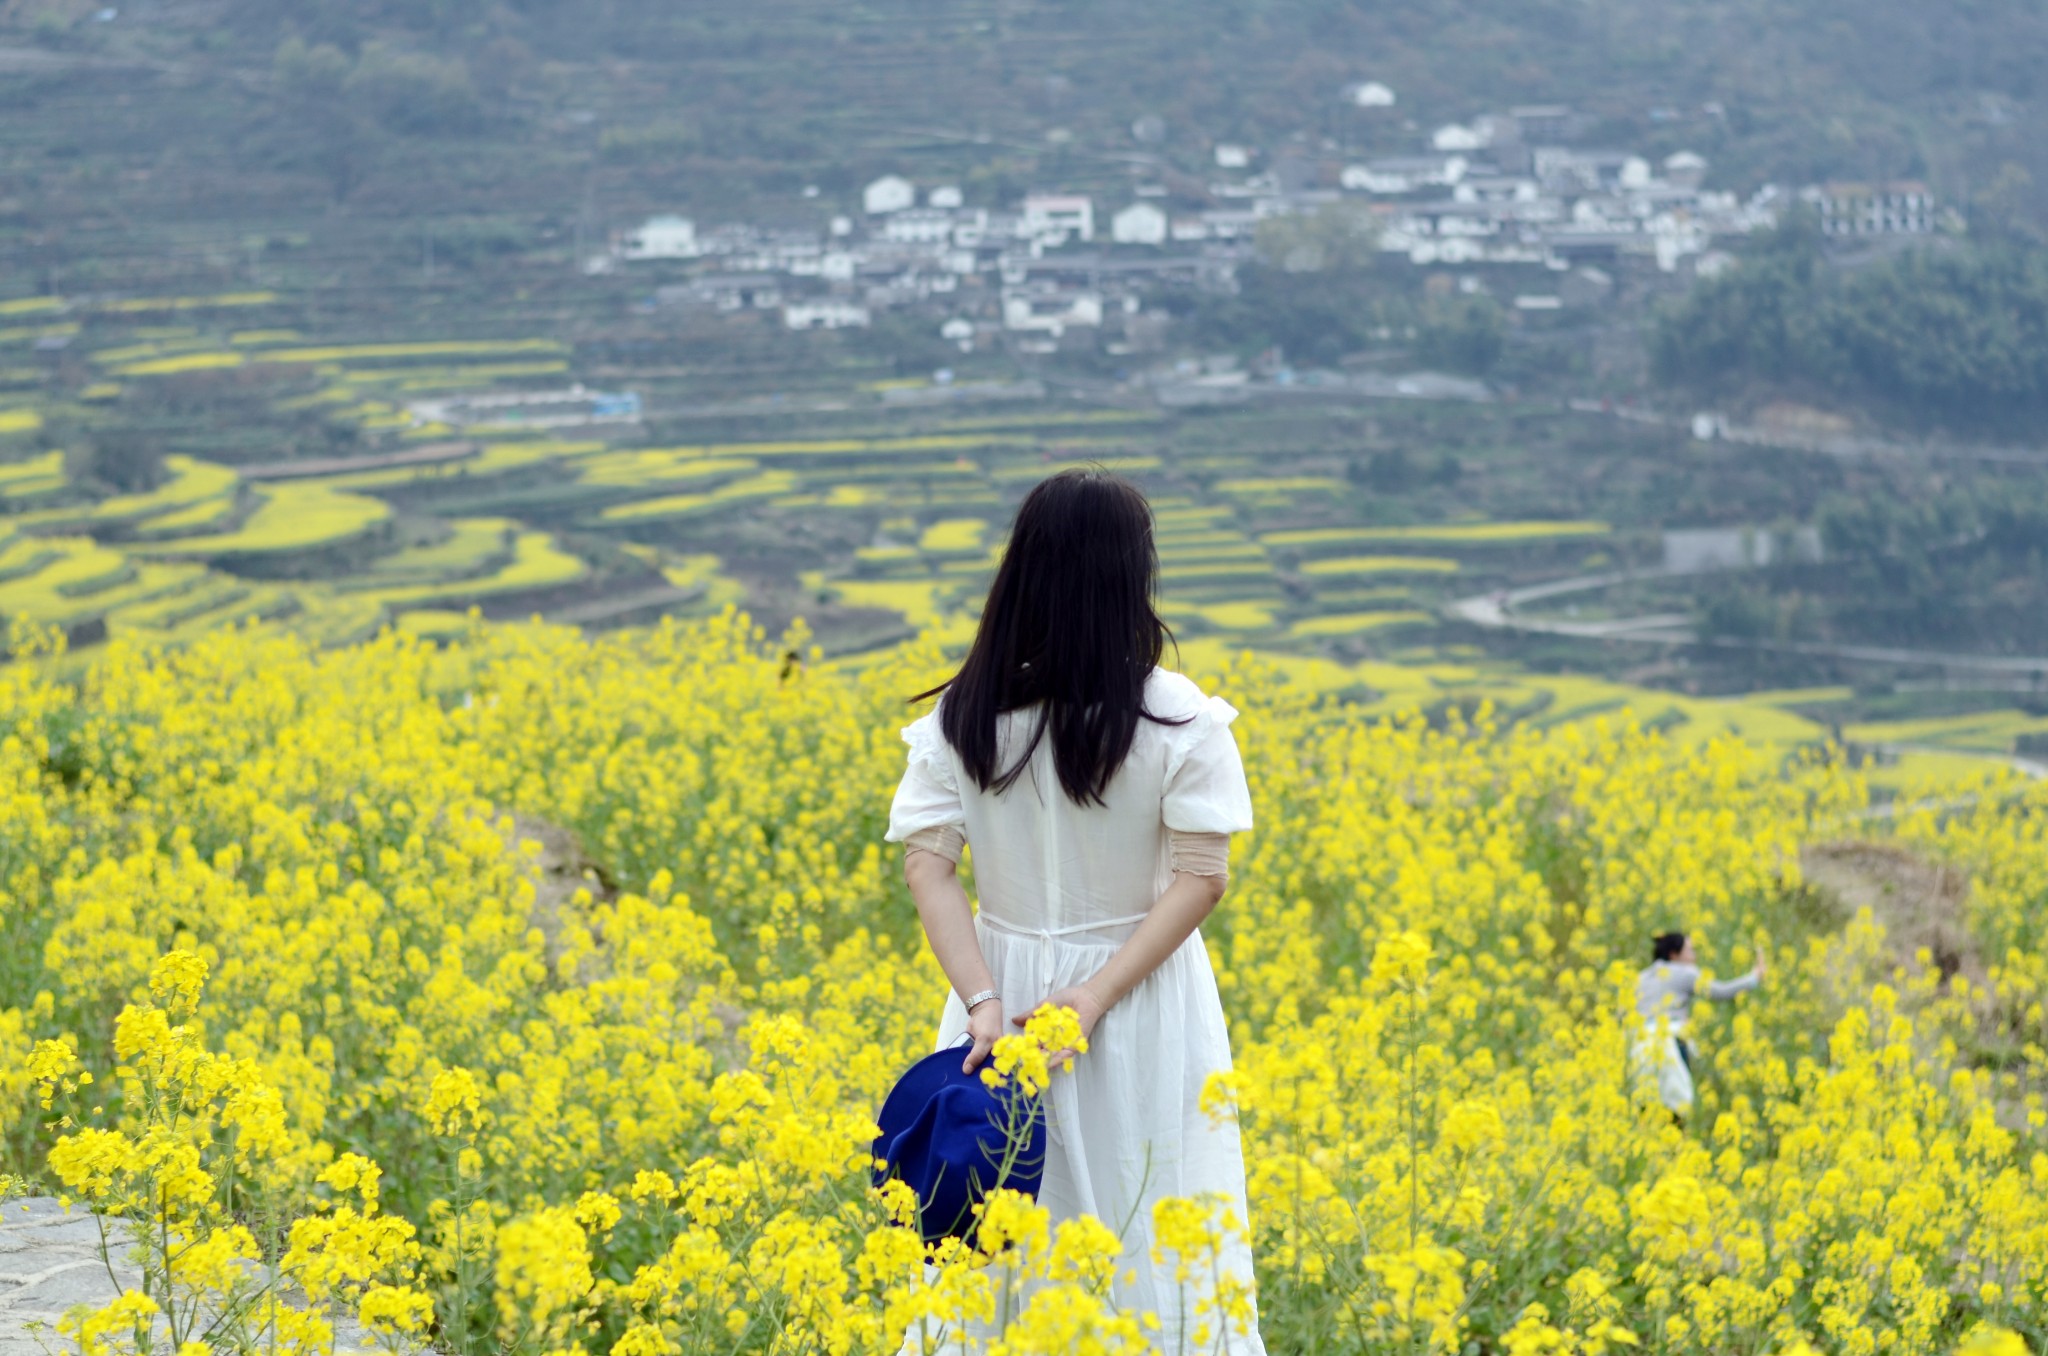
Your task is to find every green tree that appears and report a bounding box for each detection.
[1414,296,1505,375]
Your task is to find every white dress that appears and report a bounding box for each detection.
[886,668,1266,1354]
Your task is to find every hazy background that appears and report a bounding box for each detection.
[5,0,2048,779]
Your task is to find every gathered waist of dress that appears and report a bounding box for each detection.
[977,909,1152,947]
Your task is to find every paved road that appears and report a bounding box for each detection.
[0,1199,374,1355]
[0,1198,135,1356]
[1566,397,2048,468]
[1446,571,2048,677]
[1443,568,1694,640]
[1444,572,2048,778]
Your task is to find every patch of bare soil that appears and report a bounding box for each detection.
[1801,840,1981,987]
[507,813,616,964]
[1753,399,1857,436]
[502,813,750,1046]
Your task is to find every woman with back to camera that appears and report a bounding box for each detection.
[885,469,1265,1352]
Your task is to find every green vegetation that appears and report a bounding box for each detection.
[1696,478,2048,652]
[1655,220,2048,431]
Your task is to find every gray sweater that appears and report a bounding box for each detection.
[1635,961,1759,1031]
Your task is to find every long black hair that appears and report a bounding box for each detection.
[1652,931,1687,962]
[914,468,1184,805]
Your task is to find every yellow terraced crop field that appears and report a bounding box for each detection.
[348,519,515,586]
[1215,476,1348,500]
[917,519,988,554]
[98,290,279,312]
[575,453,757,489]
[1159,560,1279,578]
[127,481,388,556]
[113,352,246,376]
[1163,599,1280,631]
[63,456,239,523]
[1266,521,1611,548]
[599,471,800,522]
[0,538,132,618]
[0,450,63,494]
[362,530,583,605]
[135,495,241,535]
[1288,608,1437,636]
[1844,712,2048,747]
[261,339,569,364]
[1299,555,1463,576]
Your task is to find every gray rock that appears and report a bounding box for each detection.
[1,1201,72,1222]
[2,1262,137,1317]
[4,1219,116,1254]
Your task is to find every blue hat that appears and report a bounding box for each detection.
[872,1045,1047,1244]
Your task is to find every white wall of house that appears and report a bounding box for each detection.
[863,175,916,215]
[785,302,872,330]
[620,215,698,260]
[1111,202,1168,245]
[1021,194,1094,244]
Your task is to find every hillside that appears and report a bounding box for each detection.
[2,0,2046,271]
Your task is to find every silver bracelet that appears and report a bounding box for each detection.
[963,989,1000,1012]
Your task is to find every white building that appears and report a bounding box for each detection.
[1198,208,1259,239]
[619,215,698,260]
[950,208,993,249]
[1451,175,1542,205]
[1341,155,1468,194]
[1002,284,1104,336]
[1110,201,1169,246]
[1803,181,1936,236]
[1431,123,1489,152]
[785,301,871,330]
[1020,193,1094,245]
[1214,143,1251,170]
[863,175,916,215]
[1663,526,1822,572]
[1347,80,1396,108]
[881,208,955,245]
[927,185,964,209]
[1664,151,1708,189]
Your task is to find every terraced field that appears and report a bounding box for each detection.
[1,288,2042,785]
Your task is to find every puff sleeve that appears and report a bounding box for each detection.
[1161,694,1254,835]
[884,709,967,843]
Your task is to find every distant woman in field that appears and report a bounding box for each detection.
[1633,929,1766,1115]
[886,468,1265,1351]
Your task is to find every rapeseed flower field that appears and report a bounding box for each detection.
[1,613,2043,1355]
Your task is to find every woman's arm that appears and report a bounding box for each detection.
[1702,967,1763,1001]
[904,847,1005,1072]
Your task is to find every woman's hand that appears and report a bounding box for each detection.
[962,999,1005,1073]
[1013,984,1108,1067]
